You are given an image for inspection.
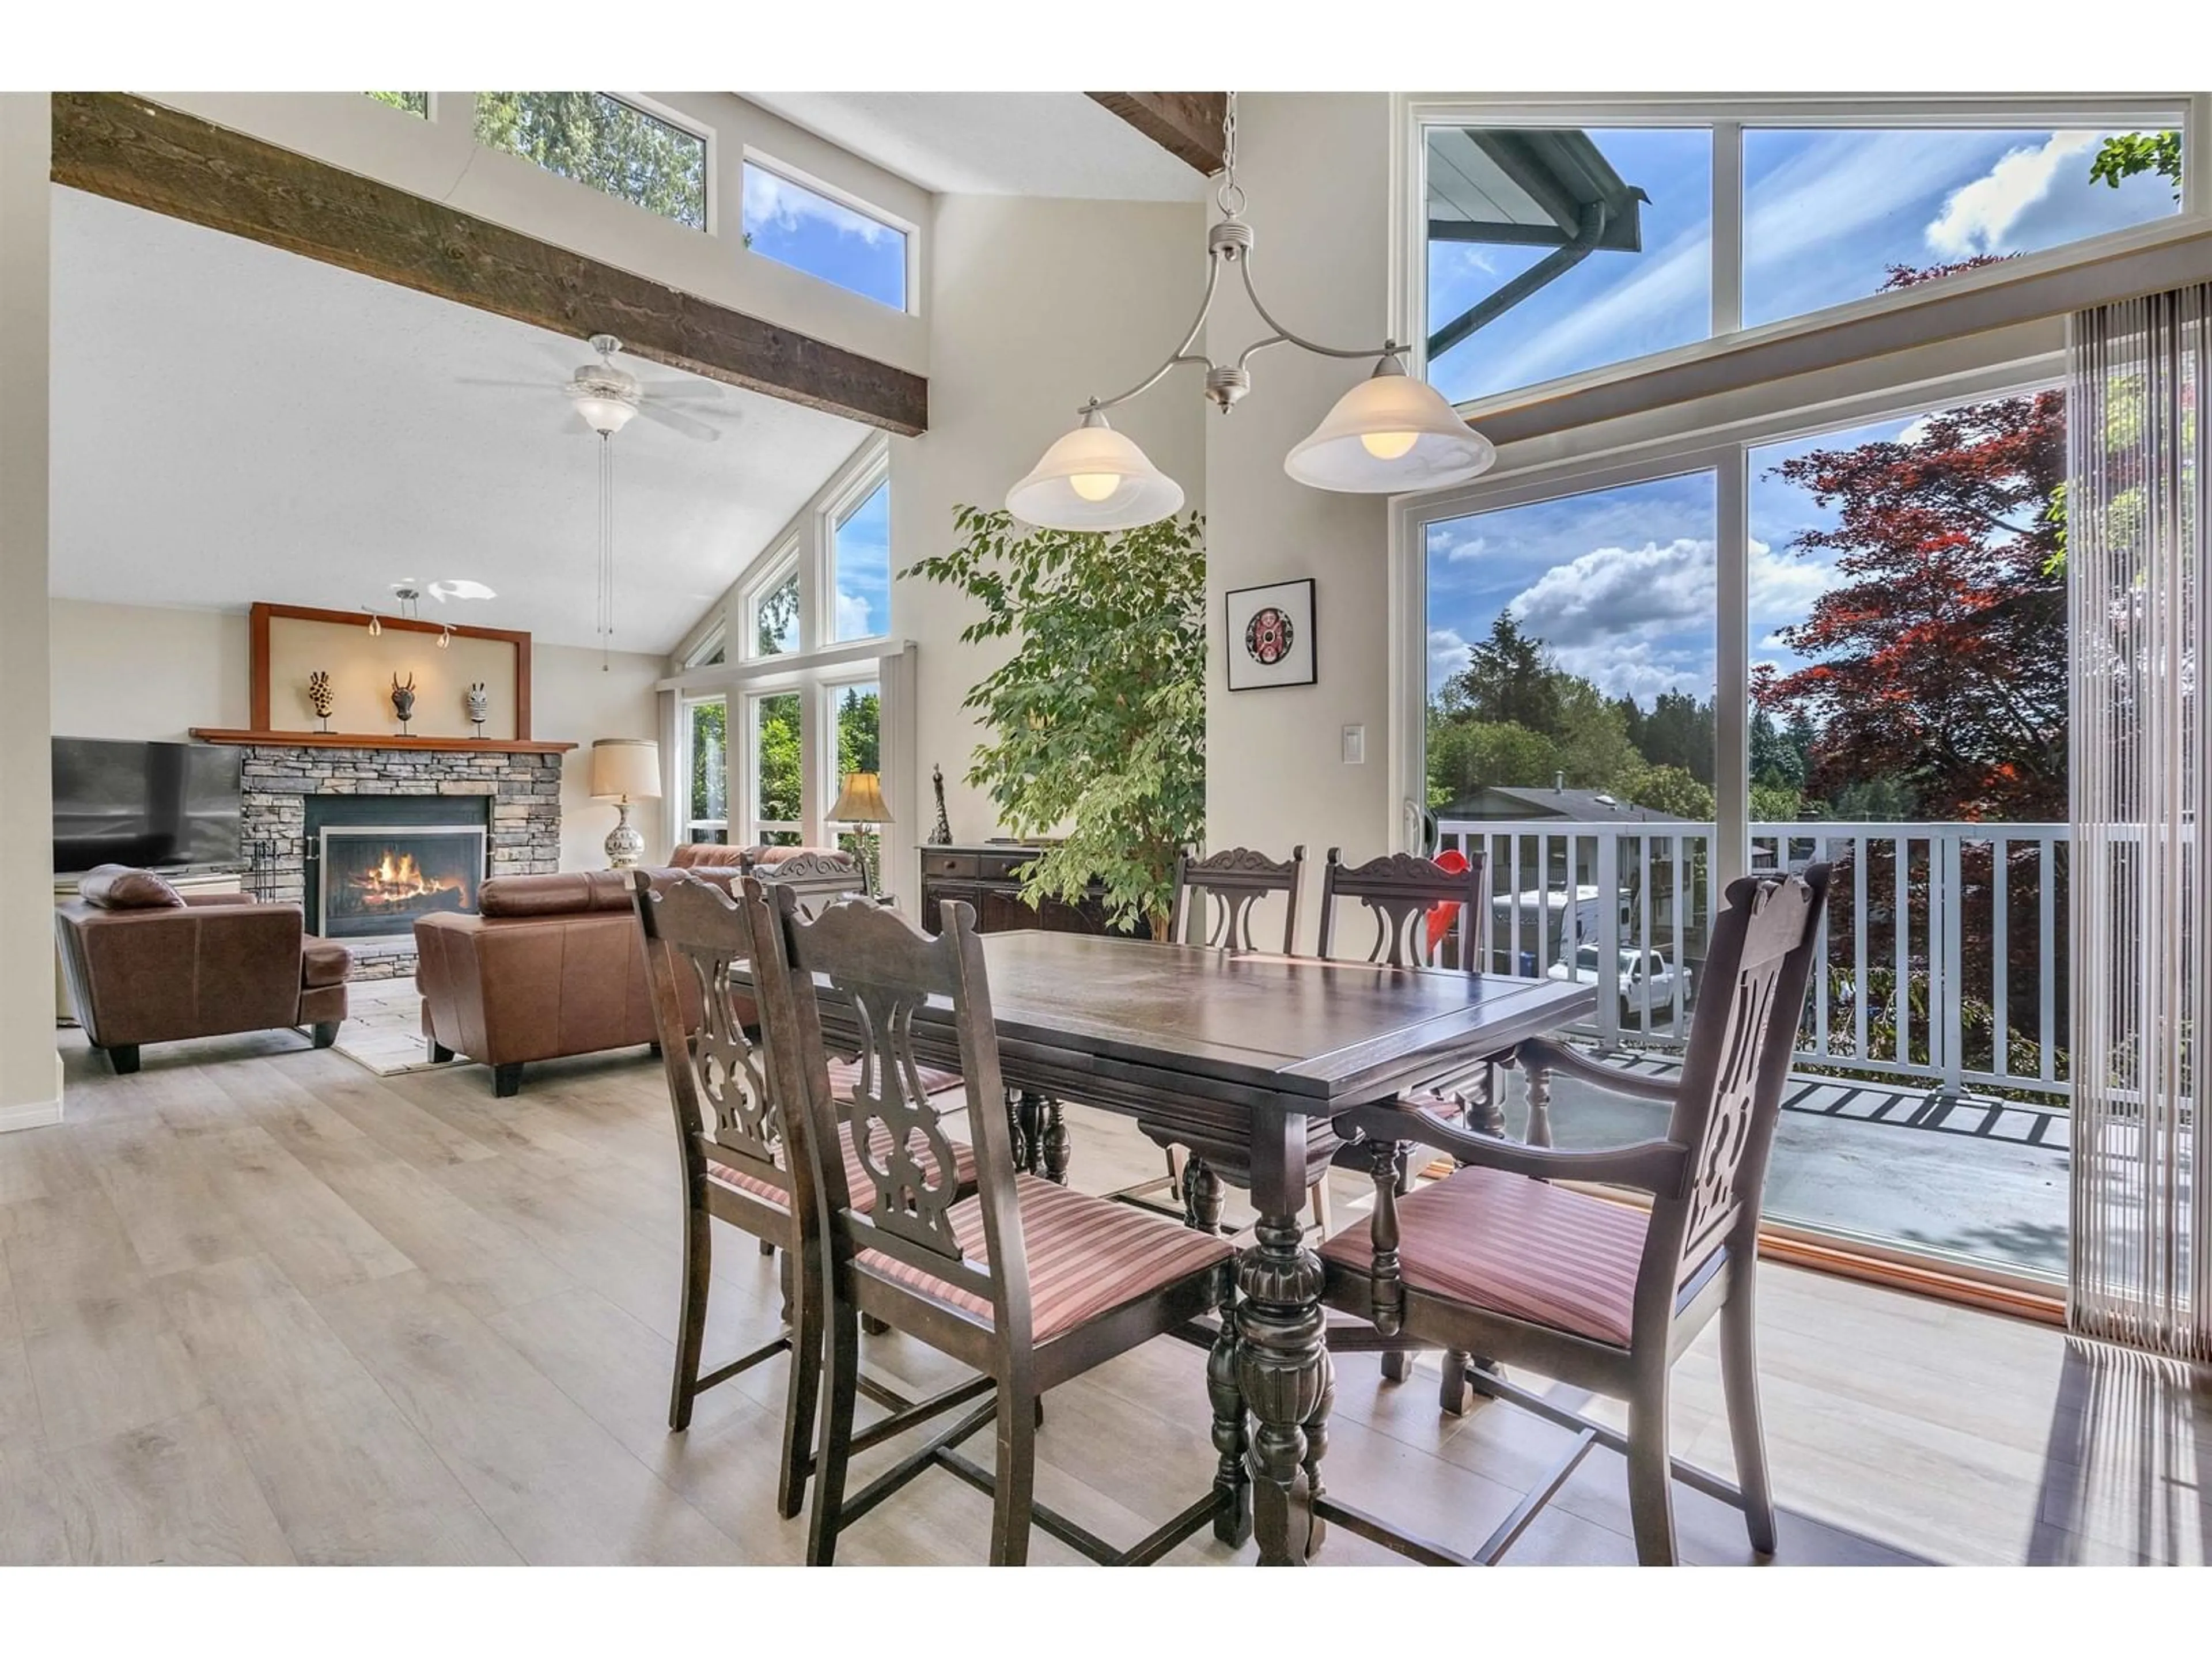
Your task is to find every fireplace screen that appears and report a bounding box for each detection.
[317,827,487,940]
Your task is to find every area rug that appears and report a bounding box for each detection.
[329,975,454,1077]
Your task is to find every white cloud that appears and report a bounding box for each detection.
[834,588,873,638]
[1497,536,1839,704]
[1426,627,1470,691]
[742,170,893,246]
[1433,529,1487,565]
[1895,414,1936,446]
[1925,131,2099,259]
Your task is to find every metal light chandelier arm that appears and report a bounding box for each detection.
[1081,247,1226,416]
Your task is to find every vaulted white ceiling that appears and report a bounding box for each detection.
[48,187,869,652]
[741,92,1210,200]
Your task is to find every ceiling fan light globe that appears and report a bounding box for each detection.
[572,392,638,436]
[1005,418,1182,531]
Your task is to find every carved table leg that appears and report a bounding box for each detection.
[1206,1260,1251,1546]
[1013,1090,1051,1177]
[1237,1210,1331,1565]
[1005,1088,1028,1171]
[1040,1098,1071,1186]
[1471,1061,1509,1139]
[1184,1155,1227,1234]
[1525,1059,1555,1148]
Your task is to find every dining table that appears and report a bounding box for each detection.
[810,926,1596,1566]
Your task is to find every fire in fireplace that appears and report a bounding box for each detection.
[319,827,487,940]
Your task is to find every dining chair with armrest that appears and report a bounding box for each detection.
[1315,865,1831,1565]
[755,885,1241,1565]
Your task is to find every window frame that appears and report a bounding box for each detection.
[1399,93,2202,418]
[1388,354,2059,884]
[739,537,803,662]
[821,455,894,648]
[740,150,918,315]
[679,694,730,845]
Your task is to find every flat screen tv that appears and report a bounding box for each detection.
[52,738,243,876]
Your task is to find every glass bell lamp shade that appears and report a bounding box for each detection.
[1005,412,1184,532]
[1283,358,1496,494]
[571,392,639,436]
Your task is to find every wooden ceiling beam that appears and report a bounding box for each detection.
[1086,93,1228,176]
[50,92,929,437]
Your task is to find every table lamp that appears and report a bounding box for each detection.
[829,770,892,897]
[590,738,661,869]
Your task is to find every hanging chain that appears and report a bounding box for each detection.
[1215,91,1245,218]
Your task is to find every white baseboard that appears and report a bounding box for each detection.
[0,1096,63,1132]
[0,1052,65,1132]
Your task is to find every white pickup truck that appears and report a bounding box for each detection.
[1544,944,1693,1027]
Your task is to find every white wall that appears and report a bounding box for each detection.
[1203,93,1400,947]
[1,94,58,1128]
[891,192,1207,892]
[48,600,662,876]
[529,642,668,870]
[49,599,249,738]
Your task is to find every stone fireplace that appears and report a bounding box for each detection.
[236,743,562,979]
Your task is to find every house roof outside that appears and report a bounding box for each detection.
[1445,782,1690,823]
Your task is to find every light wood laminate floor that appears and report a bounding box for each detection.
[2,1025,2205,1566]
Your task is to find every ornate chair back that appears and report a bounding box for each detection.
[756,889,1033,1348]
[633,871,794,1203]
[752,850,869,919]
[1316,847,1489,974]
[1639,866,1831,1323]
[1170,845,1306,955]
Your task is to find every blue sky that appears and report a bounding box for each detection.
[1424,123,2171,722]
[832,479,892,641]
[1429,126,2175,403]
[741,163,908,311]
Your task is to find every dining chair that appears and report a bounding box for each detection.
[632,870,977,1520]
[1315,866,1832,1565]
[1128,846,1308,1233]
[753,884,1240,1566]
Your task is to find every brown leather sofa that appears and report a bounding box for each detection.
[54,865,352,1074]
[415,852,861,1097]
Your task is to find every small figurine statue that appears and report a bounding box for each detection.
[464,681,489,737]
[306,670,335,733]
[927,763,955,846]
[390,672,417,733]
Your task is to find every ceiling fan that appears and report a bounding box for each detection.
[465,332,728,442]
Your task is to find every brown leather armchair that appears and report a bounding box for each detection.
[415,855,864,1097]
[55,865,351,1074]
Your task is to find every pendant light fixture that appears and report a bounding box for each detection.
[1006,93,1493,532]
[570,368,628,673]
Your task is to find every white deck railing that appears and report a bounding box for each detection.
[1435,818,2071,1104]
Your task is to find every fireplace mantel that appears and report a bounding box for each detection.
[192,728,575,755]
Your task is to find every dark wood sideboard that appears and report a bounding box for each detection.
[917,843,1152,938]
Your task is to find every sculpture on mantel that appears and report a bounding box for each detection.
[928,763,954,846]
[465,682,490,737]
[391,672,417,734]
[306,670,335,734]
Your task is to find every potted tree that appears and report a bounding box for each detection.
[905,506,1205,938]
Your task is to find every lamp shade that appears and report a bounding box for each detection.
[1005,412,1184,532]
[1283,358,1495,494]
[570,392,638,436]
[829,770,892,824]
[589,737,661,801]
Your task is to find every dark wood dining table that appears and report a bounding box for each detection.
[820,928,1596,1566]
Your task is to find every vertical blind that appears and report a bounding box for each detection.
[2069,282,2210,1362]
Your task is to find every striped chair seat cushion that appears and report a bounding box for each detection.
[709,1117,978,1215]
[1321,1162,1649,1347]
[858,1173,1233,1343]
[827,1055,964,1101]
[1401,1086,1466,1120]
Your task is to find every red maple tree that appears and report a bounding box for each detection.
[1754,271,2066,823]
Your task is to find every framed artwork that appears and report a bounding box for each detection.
[1225,578,1317,691]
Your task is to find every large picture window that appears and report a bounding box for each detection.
[1415,101,2187,407]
